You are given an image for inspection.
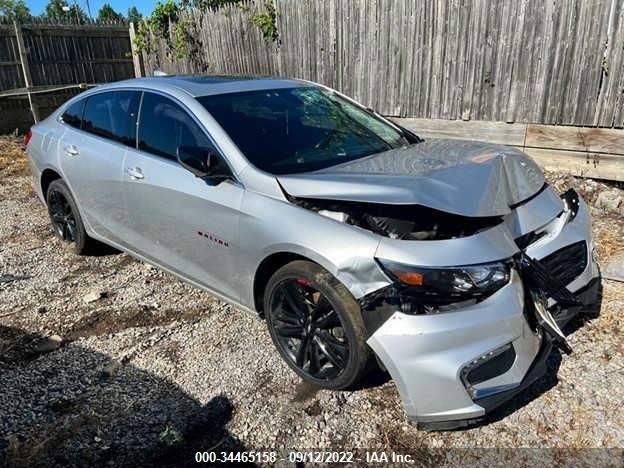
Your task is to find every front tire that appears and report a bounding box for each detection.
[46,179,96,255]
[264,260,371,390]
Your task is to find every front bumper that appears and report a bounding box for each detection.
[367,194,600,429]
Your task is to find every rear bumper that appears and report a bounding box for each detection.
[366,194,600,429]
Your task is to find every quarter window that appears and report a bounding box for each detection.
[138,92,218,162]
[60,99,85,129]
[82,91,140,147]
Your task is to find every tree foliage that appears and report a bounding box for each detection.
[127,6,142,24]
[133,0,185,57]
[97,3,124,22]
[44,0,88,23]
[190,0,242,10]
[0,0,30,20]
[134,0,278,60]
[250,1,278,42]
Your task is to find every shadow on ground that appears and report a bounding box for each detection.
[0,325,248,467]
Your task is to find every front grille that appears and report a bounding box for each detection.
[539,241,587,286]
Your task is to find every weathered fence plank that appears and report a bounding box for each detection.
[140,0,624,129]
[0,20,133,133]
[395,117,624,182]
[12,21,38,121]
[0,21,132,92]
[397,117,527,147]
[526,124,624,156]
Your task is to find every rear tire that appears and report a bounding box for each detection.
[46,179,97,255]
[264,260,371,390]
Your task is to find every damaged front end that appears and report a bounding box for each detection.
[310,187,600,430]
[275,141,600,429]
[287,195,503,241]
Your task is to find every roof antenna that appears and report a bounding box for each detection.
[153,68,168,77]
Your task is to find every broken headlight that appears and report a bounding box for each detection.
[377,259,511,307]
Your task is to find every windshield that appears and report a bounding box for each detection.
[197,87,412,174]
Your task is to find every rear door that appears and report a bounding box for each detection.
[122,91,244,301]
[58,90,140,244]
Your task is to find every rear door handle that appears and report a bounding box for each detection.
[126,167,144,180]
[63,144,79,156]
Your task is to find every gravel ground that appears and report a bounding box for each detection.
[0,139,623,466]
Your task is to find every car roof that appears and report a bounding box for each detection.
[99,75,310,97]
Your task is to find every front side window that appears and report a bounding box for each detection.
[138,92,219,163]
[60,99,85,129]
[197,87,411,175]
[82,91,140,146]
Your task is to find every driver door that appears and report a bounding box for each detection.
[122,91,244,302]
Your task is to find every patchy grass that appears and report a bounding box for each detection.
[593,216,624,263]
[0,135,30,178]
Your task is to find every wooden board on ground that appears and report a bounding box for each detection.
[525,124,624,156]
[393,117,624,182]
[395,118,527,146]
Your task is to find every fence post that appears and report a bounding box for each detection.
[129,22,145,78]
[13,20,39,123]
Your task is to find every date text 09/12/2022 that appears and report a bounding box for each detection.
[194,450,417,464]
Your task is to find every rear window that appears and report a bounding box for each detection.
[82,91,140,147]
[60,99,85,129]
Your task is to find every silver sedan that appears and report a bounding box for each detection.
[25,76,601,429]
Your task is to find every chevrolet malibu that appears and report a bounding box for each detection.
[25,76,601,429]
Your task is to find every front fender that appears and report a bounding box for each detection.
[239,191,391,309]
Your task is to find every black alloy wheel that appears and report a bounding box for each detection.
[48,189,77,242]
[270,278,349,380]
[264,260,371,390]
[45,179,97,255]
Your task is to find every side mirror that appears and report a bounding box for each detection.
[176,145,214,178]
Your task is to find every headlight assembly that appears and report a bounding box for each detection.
[376,259,511,308]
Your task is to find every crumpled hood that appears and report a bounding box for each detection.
[277,138,545,217]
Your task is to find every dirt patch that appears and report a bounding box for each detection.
[292,380,321,403]
[65,307,204,341]
[303,399,322,416]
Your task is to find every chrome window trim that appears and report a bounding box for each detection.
[56,86,243,186]
[135,89,242,185]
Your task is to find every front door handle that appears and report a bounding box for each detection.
[63,144,79,156]
[126,167,144,180]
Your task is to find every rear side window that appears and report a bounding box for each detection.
[82,91,140,147]
[60,99,85,129]
[138,92,217,161]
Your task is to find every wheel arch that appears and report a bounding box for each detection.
[253,251,310,315]
[40,168,62,203]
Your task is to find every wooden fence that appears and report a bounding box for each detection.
[0,19,134,133]
[0,20,133,91]
[142,0,624,129]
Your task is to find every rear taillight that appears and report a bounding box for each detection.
[24,129,32,146]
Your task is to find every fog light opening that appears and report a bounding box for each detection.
[460,343,516,399]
